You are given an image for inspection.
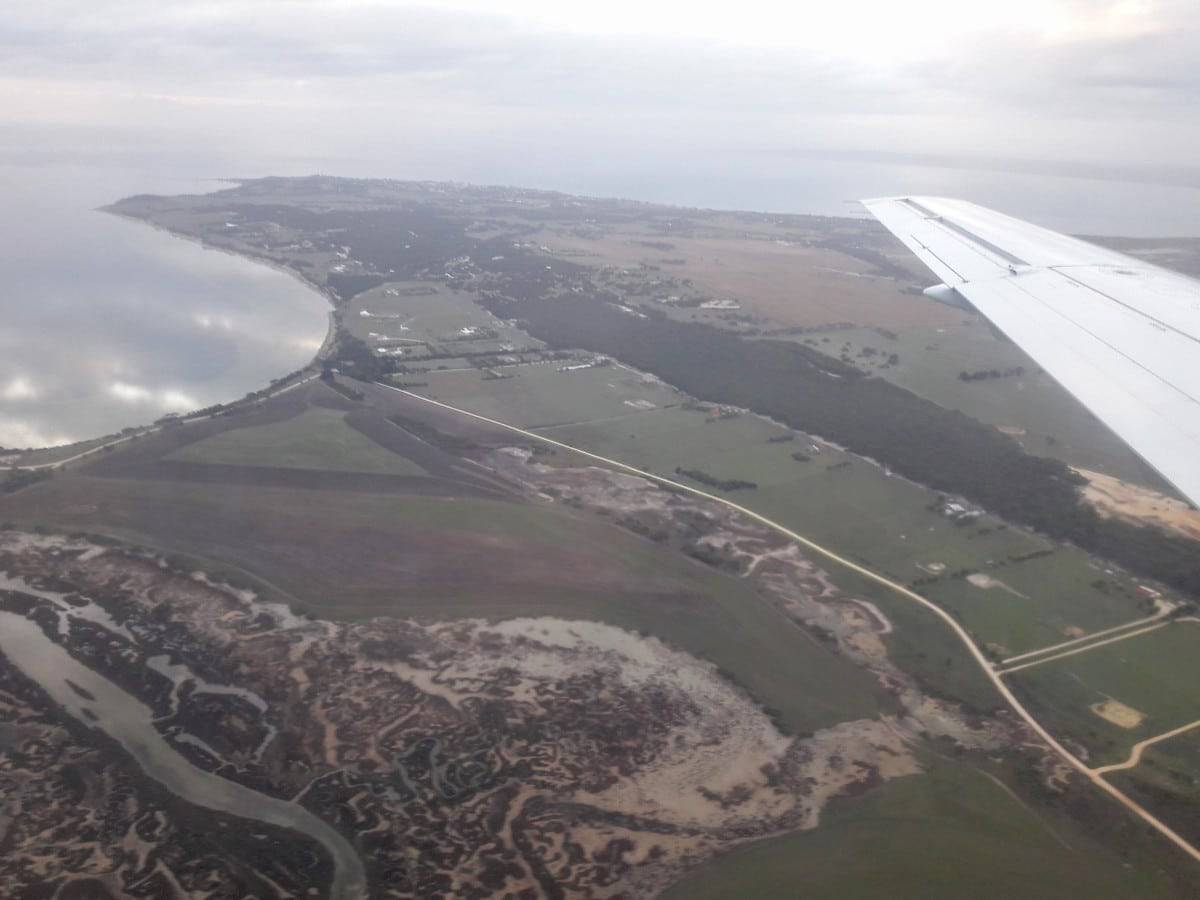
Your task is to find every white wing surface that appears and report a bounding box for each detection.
[863,196,1200,507]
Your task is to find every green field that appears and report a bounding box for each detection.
[1009,621,1200,765]
[917,560,1153,662]
[780,320,1155,487]
[345,281,540,357]
[661,762,1179,900]
[418,361,683,429]
[407,362,1159,660]
[393,357,1200,750]
[170,408,427,475]
[1108,726,1200,844]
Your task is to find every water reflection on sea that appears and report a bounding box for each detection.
[0,165,330,449]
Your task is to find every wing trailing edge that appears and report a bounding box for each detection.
[864,196,1200,507]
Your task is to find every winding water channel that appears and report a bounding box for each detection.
[0,609,367,899]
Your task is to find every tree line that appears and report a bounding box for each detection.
[480,290,1200,598]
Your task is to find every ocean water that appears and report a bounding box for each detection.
[0,165,330,448]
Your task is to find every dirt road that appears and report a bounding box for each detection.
[375,381,1200,866]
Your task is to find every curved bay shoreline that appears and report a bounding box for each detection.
[7,200,334,458]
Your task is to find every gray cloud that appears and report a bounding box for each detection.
[2,1,1200,179]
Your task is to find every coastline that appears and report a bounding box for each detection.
[11,206,338,457]
[101,205,341,313]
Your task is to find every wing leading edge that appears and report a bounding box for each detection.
[863,196,1200,507]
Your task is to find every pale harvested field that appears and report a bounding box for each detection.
[661,238,956,329]
[537,226,957,329]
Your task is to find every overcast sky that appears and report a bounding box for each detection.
[2,1,1199,195]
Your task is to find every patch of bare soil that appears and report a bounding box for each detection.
[1090,698,1146,730]
[1075,467,1200,541]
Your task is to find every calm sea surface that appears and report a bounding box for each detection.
[4,156,1200,448]
[0,166,330,448]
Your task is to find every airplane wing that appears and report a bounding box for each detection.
[862,196,1200,507]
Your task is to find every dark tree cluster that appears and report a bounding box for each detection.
[479,291,1200,598]
[958,366,1026,382]
[1,469,50,494]
[673,468,758,492]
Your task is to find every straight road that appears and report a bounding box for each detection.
[996,621,1171,675]
[1000,610,1173,666]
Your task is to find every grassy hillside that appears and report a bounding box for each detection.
[662,763,1181,900]
[170,407,427,475]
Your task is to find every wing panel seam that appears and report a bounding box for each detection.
[974,275,1200,408]
[900,198,1030,268]
[1050,267,1200,349]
